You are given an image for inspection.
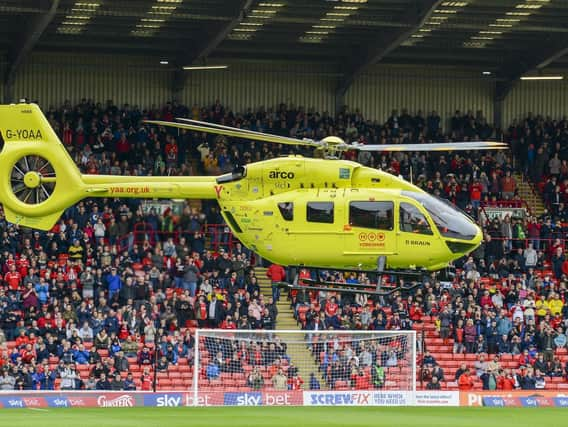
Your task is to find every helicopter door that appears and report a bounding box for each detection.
[344,199,396,267]
[286,190,343,267]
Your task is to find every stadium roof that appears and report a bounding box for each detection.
[1,0,568,99]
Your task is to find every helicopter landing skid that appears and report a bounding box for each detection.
[288,264,426,277]
[275,281,397,297]
[276,266,423,296]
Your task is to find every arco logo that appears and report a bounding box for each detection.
[268,171,295,179]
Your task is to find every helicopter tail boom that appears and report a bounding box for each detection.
[80,174,218,200]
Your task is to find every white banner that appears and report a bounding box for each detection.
[415,391,459,407]
[480,207,526,223]
[303,390,459,406]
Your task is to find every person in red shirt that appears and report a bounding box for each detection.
[165,138,179,168]
[287,373,304,390]
[194,295,208,328]
[38,312,57,330]
[4,264,21,291]
[220,316,237,329]
[409,302,424,322]
[518,349,534,367]
[479,290,493,308]
[266,264,286,302]
[325,297,339,317]
[19,344,36,364]
[497,369,516,390]
[16,255,30,278]
[458,368,474,391]
[115,133,130,162]
[352,368,372,390]
[470,179,483,210]
[140,369,152,391]
[15,330,30,349]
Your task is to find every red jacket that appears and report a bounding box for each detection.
[267,264,286,282]
[458,373,474,391]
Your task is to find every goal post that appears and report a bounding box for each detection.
[192,329,416,406]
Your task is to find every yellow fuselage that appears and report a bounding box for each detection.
[215,157,482,270]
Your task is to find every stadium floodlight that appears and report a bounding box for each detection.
[182,65,229,71]
[191,329,417,406]
[520,75,563,80]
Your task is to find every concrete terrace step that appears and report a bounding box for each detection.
[515,173,545,216]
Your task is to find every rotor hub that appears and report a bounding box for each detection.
[23,171,41,189]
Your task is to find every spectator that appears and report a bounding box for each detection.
[426,376,441,390]
[271,368,288,390]
[309,372,321,390]
[124,372,137,390]
[266,263,286,302]
[110,373,125,391]
[247,367,264,390]
[85,374,97,390]
[60,363,78,390]
[96,372,111,390]
[0,370,15,390]
[458,368,474,391]
[480,369,498,390]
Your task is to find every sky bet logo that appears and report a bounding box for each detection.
[46,397,70,407]
[0,398,24,408]
[144,393,183,407]
[224,392,262,406]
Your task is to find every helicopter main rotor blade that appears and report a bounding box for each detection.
[352,141,508,152]
[145,119,322,149]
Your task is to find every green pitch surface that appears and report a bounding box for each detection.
[3,407,567,427]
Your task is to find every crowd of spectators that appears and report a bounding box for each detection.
[0,98,567,392]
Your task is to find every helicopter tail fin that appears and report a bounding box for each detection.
[0,103,62,146]
[0,103,81,231]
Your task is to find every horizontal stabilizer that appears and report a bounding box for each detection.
[4,208,62,231]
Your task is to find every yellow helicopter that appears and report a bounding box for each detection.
[0,103,506,278]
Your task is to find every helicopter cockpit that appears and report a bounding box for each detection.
[401,190,479,241]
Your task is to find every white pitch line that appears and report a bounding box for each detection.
[27,408,49,412]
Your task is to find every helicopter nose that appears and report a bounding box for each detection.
[473,223,484,247]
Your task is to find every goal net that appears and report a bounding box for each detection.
[192,329,416,406]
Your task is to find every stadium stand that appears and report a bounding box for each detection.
[0,99,567,393]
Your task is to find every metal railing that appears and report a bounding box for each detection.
[118,222,237,254]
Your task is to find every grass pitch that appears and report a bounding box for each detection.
[2,407,567,427]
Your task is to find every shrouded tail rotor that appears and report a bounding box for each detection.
[10,155,56,205]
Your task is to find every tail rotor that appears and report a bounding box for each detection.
[10,155,57,205]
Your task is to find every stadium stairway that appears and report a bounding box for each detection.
[514,173,544,216]
[256,267,325,388]
[255,267,298,330]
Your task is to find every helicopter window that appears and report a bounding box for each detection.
[278,202,294,221]
[399,202,433,235]
[401,191,478,241]
[307,202,334,224]
[349,201,393,230]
